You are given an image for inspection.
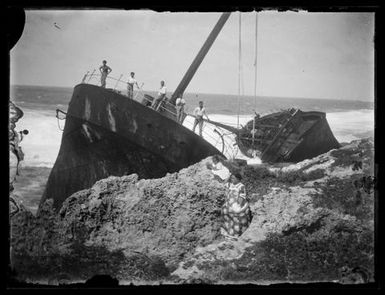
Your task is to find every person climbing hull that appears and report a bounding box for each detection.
[40,84,223,210]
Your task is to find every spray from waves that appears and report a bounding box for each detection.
[326,109,374,143]
[13,110,61,168]
[14,109,373,168]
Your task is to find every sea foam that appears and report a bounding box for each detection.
[14,108,374,167]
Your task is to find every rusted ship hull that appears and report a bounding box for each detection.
[236,109,340,163]
[41,84,222,210]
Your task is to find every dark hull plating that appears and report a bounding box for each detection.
[237,110,340,163]
[41,84,222,210]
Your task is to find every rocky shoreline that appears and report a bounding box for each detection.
[9,138,375,285]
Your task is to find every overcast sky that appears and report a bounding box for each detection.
[10,10,374,101]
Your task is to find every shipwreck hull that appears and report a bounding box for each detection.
[41,84,222,210]
[282,111,340,162]
[237,109,340,163]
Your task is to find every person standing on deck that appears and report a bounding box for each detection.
[175,94,186,123]
[99,60,112,88]
[127,72,140,99]
[192,101,209,137]
[152,80,167,110]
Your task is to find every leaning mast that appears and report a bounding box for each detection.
[170,12,231,103]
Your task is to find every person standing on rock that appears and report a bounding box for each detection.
[221,172,252,238]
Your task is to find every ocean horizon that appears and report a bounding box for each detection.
[10,83,375,104]
[10,84,374,116]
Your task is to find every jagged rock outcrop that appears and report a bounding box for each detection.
[10,160,227,284]
[10,138,375,285]
[172,138,375,284]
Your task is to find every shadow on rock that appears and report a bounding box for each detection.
[85,275,119,287]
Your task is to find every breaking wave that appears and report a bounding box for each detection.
[14,108,374,168]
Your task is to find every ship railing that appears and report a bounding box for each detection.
[81,71,179,116]
[81,71,191,119]
[80,72,237,158]
[137,94,178,117]
[135,95,233,156]
[204,125,238,159]
[184,113,239,159]
[81,71,144,99]
[137,94,236,157]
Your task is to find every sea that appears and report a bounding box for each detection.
[10,85,375,213]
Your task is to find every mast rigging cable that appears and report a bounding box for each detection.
[237,12,242,130]
[252,11,258,146]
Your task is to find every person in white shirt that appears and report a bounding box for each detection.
[175,94,186,124]
[207,155,230,182]
[152,80,167,110]
[127,72,140,99]
[192,101,209,137]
